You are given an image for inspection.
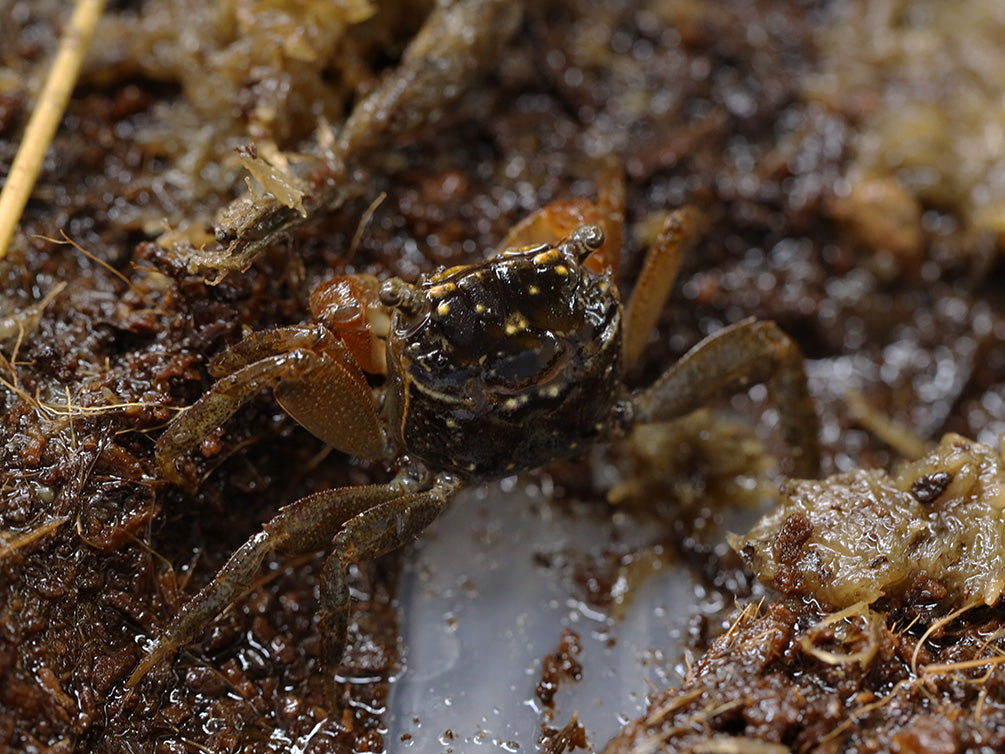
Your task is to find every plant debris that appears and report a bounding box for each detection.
[603,600,1005,753]
[735,433,1005,610]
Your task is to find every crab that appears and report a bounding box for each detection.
[128,185,820,705]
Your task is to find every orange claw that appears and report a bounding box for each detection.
[497,197,600,250]
[495,162,626,276]
[310,274,389,375]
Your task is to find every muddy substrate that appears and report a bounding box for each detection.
[603,600,1005,754]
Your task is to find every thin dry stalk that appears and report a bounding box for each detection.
[817,677,913,748]
[845,388,928,460]
[0,0,109,258]
[645,688,704,726]
[921,653,1005,678]
[820,640,1005,748]
[695,737,788,754]
[799,601,881,667]
[346,191,387,263]
[0,516,71,561]
[911,600,981,675]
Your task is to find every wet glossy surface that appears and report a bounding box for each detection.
[388,481,763,751]
[390,484,690,749]
[386,233,622,478]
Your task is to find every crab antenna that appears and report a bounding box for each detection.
[565,224,605,263]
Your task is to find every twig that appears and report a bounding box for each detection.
[0,516,71,561]
[845,388,928,460]
[911,601,979,675]
[0,0,108,259]
[799,601,881,667]
[346,191,386,264]
[43,232,151,303]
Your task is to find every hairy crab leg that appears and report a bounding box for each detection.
[629,317,821,478]
[207,323,331,377]
[127,481,414,689]
[621,207,700,370]
[318,472,460,704]
[156,334,380,485]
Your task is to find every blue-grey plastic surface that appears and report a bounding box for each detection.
[385,481,702,751]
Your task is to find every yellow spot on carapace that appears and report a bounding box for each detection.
[433,267,465,281]
[504,313,529,335]
[428,282,457,298]
[437,301,451,317]
[533,248,561,266]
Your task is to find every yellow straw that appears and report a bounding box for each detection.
[0,0,108,259]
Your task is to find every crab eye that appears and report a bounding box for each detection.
[565,224,605,263]
[379,278,425,315]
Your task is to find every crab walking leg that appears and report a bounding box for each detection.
[156,338,380,484]
[318,472,460,704]
[586,158,626,277]
[630,318,821,477]
[127,482,411,688]
[207,323,331,378]
[621,207,700,370]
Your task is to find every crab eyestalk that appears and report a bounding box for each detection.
[379,277,426,315]
[565,224,605,264]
